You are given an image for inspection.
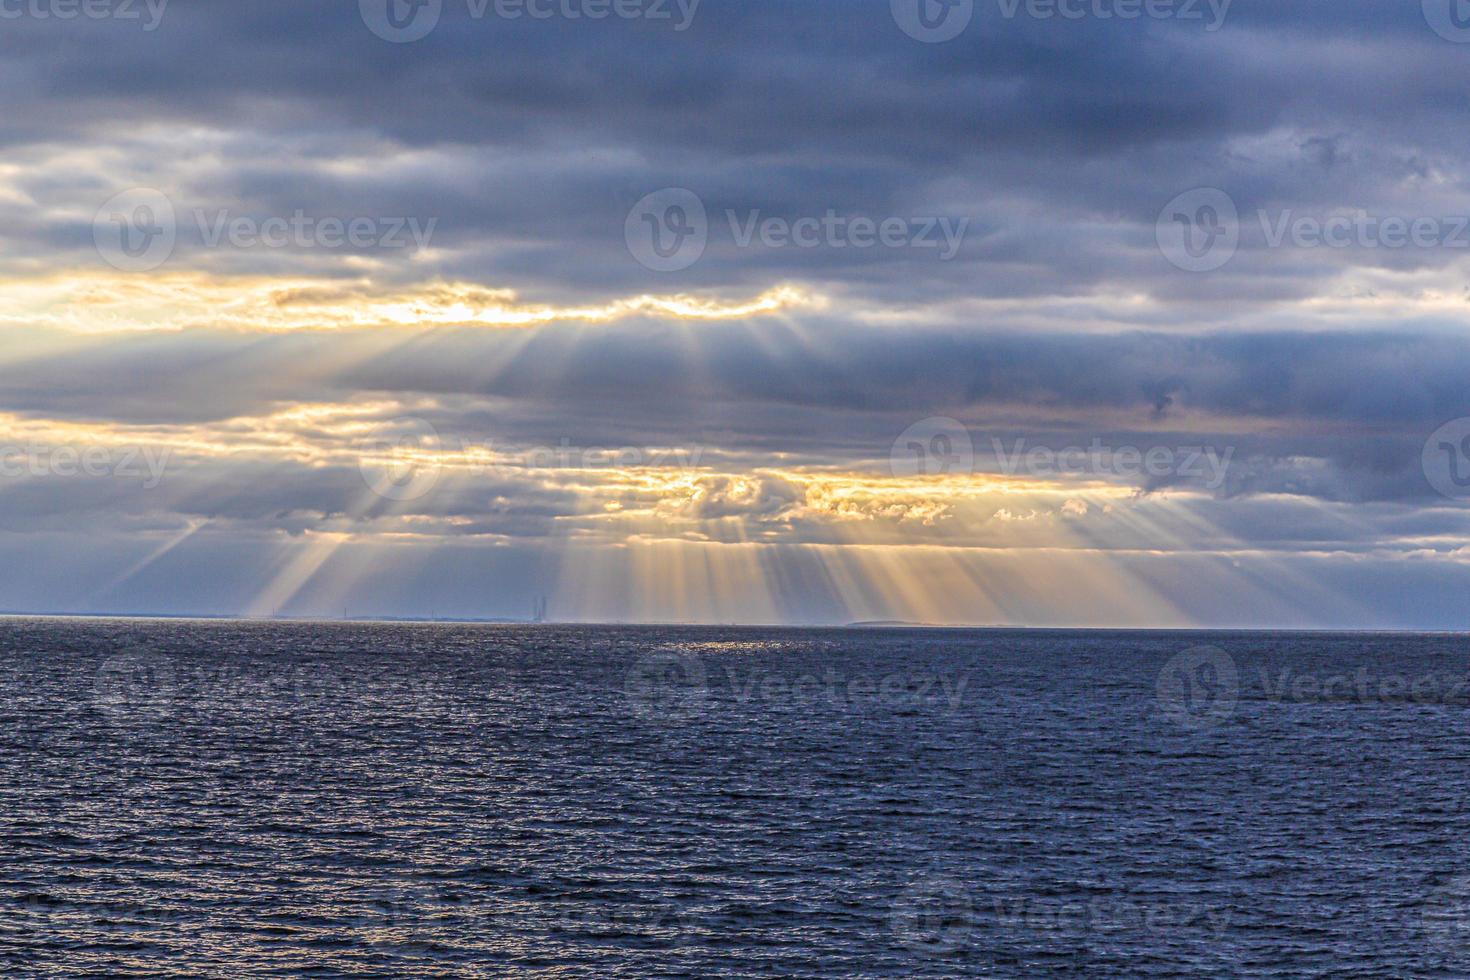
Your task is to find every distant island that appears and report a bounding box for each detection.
[845,620,937,628]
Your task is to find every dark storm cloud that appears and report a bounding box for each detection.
[11,322,1464,428]
[7,0,1470,303]
[7,0,1470,623]
[2,0,1445,154]
[2,321,1466,504]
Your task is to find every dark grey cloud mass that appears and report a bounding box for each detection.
[3,0,1470,624]
[2,322,1465,504]
[7,0,1470,303]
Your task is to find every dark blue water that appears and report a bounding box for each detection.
[3,619,1470,976]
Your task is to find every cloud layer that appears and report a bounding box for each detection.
[3,0,1470,624]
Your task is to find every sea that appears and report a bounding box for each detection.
[3,618,1470,976]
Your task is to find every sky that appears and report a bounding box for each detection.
[4,0,1470,627]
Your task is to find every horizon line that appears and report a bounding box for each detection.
[0,611,1465,635]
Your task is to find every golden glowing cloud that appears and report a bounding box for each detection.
[0,273,823,334]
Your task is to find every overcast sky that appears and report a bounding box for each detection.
[3,0,1470,626]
